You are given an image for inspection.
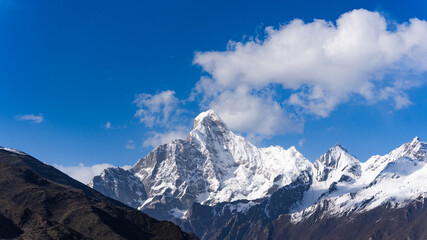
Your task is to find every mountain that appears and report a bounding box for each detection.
[90,109,312,220]
[0,147,197,239]
[90,109,427,239]
[175,137,427,239]
[301,144,363,208]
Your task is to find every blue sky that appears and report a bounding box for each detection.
[1,0,427,182]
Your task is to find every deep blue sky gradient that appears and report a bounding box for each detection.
[1,0,427,166]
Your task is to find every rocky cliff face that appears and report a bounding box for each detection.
[90,167,147,208]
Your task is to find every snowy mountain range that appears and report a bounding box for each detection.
[89,110,427,239]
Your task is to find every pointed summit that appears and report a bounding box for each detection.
[397,136,427,161]
[193,109,228,130]
[330,143,348,153]
[314,144,360,181]
[317,143,353,167]
[405,136,426,151]
[314,143,361,182]
[411,136,422,143]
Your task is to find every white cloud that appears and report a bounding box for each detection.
[126,140,136,149]
[54,163,132,184]
[133,90,180,127]
[133,90,192,148]
[15,114,44,123]
[206,86,302,135]
[143,129,188,148]
[193,9,427,136]
[105,121,111,129]
[378,79,418,109]
[298,138,306,147]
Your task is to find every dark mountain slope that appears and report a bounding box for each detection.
[267,197,427,240]
[177,196,427,240]
[0,148,198,240]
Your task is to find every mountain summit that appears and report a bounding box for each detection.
[91,110,311,220]
[192,109,228,131]
[313,143,361,183]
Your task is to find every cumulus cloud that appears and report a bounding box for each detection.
[133,90,192,148]
[133,90,180,127]
[54,163,132,184]
[143,129,188,148]
[15,114,44,123]
[193,9,427,136]
[205,85,302,135]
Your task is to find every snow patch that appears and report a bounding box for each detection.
[169,208,188,219]
[0,147,26,155]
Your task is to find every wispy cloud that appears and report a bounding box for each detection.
[54,163,132,184]
[126,140,136,149]
[142,129,188,148]
[298,138,306,147]
[15,114,44,123]
[133,90,180,128]
[105,121,111,129]
[133,90,191,148]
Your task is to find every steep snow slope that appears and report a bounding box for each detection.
[313,144,361,184]
[338,137,427,212]
[362,136,427,185]
[293,137,427,222]
[300,144,363,208]
[185,110,311,204]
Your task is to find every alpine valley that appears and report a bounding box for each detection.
[90,110,427,240]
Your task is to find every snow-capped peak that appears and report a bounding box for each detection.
[405,136,427,160]
[193,109,228,131]
[331,143,348,152]
[114,110,314,219]
[362,137,427,182]
[312,143,361,194]
[314,144,360,173]
[306,137,427,219]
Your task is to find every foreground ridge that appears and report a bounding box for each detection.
[0,148,197,240]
